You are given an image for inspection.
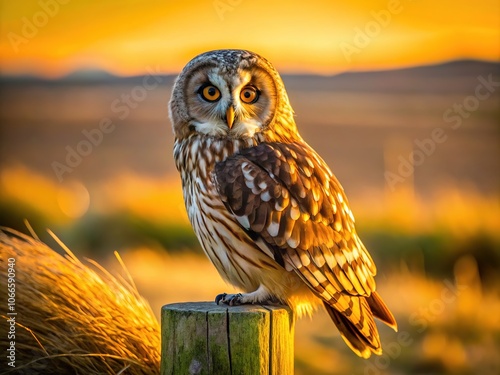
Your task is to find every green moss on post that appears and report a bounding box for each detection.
[161,302,294,375]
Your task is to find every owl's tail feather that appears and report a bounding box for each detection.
[323,292,397,358]
[367,291,398,331]
[324,301,380,358]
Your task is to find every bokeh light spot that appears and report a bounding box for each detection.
[57,180,90,219]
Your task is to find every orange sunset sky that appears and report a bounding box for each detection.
[0,0,499,77]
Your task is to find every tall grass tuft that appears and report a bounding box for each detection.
[0,227,160,374]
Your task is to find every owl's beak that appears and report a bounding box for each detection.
[225,106,235,129]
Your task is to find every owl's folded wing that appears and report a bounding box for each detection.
[214,141,378,302]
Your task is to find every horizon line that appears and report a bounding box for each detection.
[0,57,498,82]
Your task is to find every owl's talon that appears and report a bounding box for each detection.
[215,293,227,305]
[227,293,243,306]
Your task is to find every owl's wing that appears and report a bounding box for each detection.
[214,141,377,298]
[214,141,397,356]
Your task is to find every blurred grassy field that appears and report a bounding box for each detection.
[3,167,497,374]
[0,60,499,374]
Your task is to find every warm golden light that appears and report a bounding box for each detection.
[0,0,498,77]
[0,2,498,372]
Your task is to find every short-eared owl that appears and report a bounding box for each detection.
[170,49,396,358]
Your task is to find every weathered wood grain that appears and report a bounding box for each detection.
[161,302,294,375]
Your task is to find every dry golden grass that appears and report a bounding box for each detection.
[0,228,160,375]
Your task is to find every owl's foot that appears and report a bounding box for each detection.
[215,286,281,306]
[215,293,243,306]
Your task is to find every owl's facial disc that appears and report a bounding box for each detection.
[185,66,277,138]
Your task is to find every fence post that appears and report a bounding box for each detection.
[161,302,294,375]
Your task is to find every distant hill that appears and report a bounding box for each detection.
[282,60,500,94]
[0,70,177,86]
[0,59,498,93]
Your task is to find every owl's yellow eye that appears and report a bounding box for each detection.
[199,84,221,102]
[240,86,260,104]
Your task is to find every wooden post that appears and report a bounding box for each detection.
[161,302,294,375]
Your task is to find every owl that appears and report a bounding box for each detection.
[169,49,397,358]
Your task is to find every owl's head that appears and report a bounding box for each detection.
[169,49,297,141]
